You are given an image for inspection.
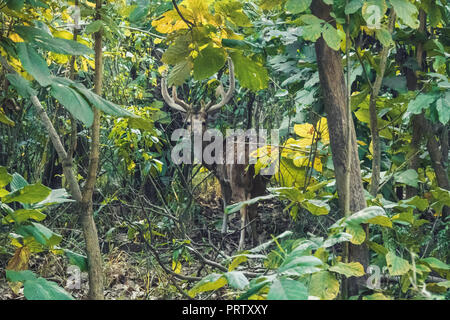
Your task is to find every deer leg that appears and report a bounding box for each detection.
[220,182,232,234]
[248,204,259,247]
[238,205,248,251]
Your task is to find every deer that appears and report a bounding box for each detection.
[161,58,269,250]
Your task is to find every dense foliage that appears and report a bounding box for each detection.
[0,0,449,300]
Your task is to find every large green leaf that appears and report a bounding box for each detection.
[0,166,12,189]
[230,52,268,91]
[407,92,440,115]
[15,26,93,55]
[322,23,341,51]
[223,271,249,290]
[188,273,227,297]
[35,189,75,207]
[436,94,449,125]
[420,257,450,271]
[389,0,419,29]
[10,172,28,191]
[362,0,387,29]
[394,169,419,188]
[285,0,311,14]
[50,81,94,127]
[64,249,88,272]
[301,199,330,216]
[309,271,339,300]
[2,183,51,204]
[345,0,364,14]
[16,222,62,247]
[193,44,226,80]
[386,251,410,276]
[3,209,46,223]
[162,35,191,65]
[6,270,37,282]
[329,262,365,278]
[24,277,74,300]
[168,59,193,86]
[267,278,308,300]
[5,73,37,98]
[16,43,51,87]
[52,77,135,118]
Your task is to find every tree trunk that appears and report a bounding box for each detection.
[311,0,368,297]
[78,0,104,300]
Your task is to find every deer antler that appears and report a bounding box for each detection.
[205,58,235,113]
[161,75,189,113]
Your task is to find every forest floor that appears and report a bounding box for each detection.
[0,195,291,300]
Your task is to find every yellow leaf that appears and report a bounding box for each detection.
[9,33,24,42]
[172,260,182,274]
[7,246,30,271]
[52,30,73,40]
[294,123,315,139]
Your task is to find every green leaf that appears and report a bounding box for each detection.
[85,20,104,34]
[230,52,268,91]
[363,292,390,300]
[329,262,365,278]
[5,73,37,98]
[267,278,308,300]
[0,166,12,189]
[301,199,330,216]
[24,277,74,300]
[16,222,62,247]
[362,0,387,29]
[436,94,450,125]
[168,59,193,86]
[407,92,440,115]
[52,77,135,118]
[3,183,51,204]
[7,0,24,11]
[4,209,46,223]
[50,82,94,127]
[401,196,428,211]
[285,0,312,14]
[375,28,393,47]
[344,206,387,226]
[10,172,28,191]
[345,0,363,14]
[16,43,51,87]
[345,224,366,244]
[322,23,341,51]
[389,0,419,29]
[188,273,227,297]
[162,35,191,65]
[367,215,392,228]
[6,270,37,282]
[224,271,249,290]
[309,271,339,300]
[394,169,419,188]
[0,109,15,127]
[302,23,322,42]
[419,257,450,271]
[35,189,75,207]
[386,251,410,276]
[193,44,226,80]
[14,26,93,56]
[64,249,88,272]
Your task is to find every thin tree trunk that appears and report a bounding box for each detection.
[311,0,368,297]
[79,0,104,300]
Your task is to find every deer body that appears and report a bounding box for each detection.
[162,59,268,250]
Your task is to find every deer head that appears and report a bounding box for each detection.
[161,57,235,137]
